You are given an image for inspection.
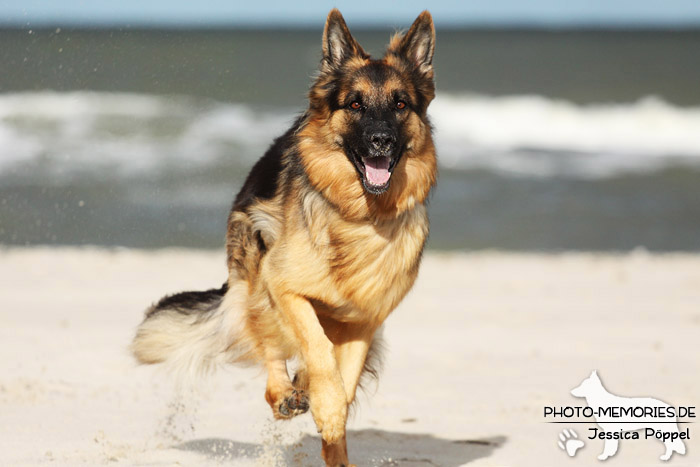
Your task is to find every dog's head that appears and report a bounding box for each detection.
[300,9,437,218]
[571,370,603,398]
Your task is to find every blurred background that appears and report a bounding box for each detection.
[1,0,700,251]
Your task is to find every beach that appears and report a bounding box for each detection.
[2,16,700,467]
[1,247,698,466]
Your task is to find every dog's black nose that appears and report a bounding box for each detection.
[368,131,396,150]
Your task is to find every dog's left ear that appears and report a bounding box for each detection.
[389,11,435,75]
[322,9,367,72]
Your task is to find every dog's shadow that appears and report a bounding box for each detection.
[176,429,506,466]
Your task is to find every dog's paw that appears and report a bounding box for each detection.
[275,389,309,419]
[558,428,584,457]
[310,385,347,444]
[314,406,347,444]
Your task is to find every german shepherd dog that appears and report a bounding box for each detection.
[132,9,436,466]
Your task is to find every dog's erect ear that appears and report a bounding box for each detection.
[322,9,367,71]
[389,11,435,75]
[591,370,599,380]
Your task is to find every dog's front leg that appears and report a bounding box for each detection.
[317,319,378,466]
[598,438,619,460]
[319,318,377,405]
[264,357,309,419]
[276,293,348,465]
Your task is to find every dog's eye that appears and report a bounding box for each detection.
[350,101,362,110]
[396,101,406,110]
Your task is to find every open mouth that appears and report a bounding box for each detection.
[356,155,396,194]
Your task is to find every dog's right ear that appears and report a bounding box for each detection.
[322,9,367,72]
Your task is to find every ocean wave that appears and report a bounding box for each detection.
[430,93,700,176]
[1,91,700,180]
[0,91,294,178]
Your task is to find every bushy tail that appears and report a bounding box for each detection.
[131,281,249,375]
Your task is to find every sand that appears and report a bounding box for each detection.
[1,247,699,466]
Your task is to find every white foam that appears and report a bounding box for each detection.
[430,93,700,176]
[0,91,293,178]
[2,91,700,180]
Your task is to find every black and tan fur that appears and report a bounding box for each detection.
[132,9,437,466]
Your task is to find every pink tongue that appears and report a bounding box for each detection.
[363,156,391,185]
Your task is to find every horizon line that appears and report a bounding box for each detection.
[3,19,700,31]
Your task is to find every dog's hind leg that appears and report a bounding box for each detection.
[322,437,351,467]
[598,438,619,460]
[661,436,686,461]
[264,356,309,419]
